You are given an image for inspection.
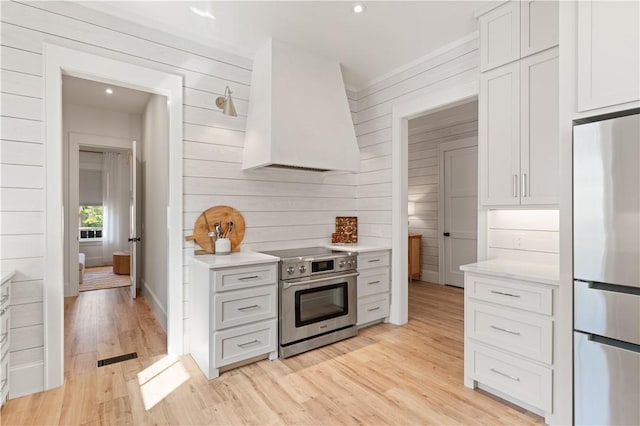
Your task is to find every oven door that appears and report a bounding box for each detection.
[280,272,358,345]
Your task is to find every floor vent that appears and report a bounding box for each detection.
[97,352,138,367]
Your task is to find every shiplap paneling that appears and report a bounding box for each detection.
[355,35,480,251]
[487,209,560,263]
[406,102,478,281]
[0,0,358,396]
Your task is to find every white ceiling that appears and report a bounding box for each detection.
[80,1,497,90]
[62,75,151,114]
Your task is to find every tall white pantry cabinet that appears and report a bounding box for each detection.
[478,0,560,207]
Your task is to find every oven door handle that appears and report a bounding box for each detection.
[282,272,359,289]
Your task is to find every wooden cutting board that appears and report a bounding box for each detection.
[184,205,245,254]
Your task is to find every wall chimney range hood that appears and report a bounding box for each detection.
[242,39,360,172]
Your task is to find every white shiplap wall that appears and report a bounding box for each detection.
[487,209,560,264]
[0,0,355,396]
[407,101,478,282]
[354,35,480,247]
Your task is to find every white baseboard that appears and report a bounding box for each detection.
[142,278,167,332]
[420,271,439,284]
[9,362,44,398]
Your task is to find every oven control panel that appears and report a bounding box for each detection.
[280,255,357,280]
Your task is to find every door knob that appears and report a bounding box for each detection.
[443,232,450,237]
[128,237,141,242]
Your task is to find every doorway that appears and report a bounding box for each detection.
[406,100,478,288]
[43,44,183,390]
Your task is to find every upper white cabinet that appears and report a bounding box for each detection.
[576,1,640,112]
[480,2,521,72]
[479,1,558,72]
[480,48,559,206]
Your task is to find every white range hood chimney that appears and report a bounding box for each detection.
[242,39,360,172]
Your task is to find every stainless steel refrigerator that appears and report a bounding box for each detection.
[573,110,640,426]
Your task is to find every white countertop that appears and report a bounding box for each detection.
[460,258,559,286]
[325,244,392,253]
[1,270,15,285]
[192,252,279,269]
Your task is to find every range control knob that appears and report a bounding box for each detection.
[287,266,295,275]
[299,265,307,273]
[347,260,354,267]
[338,260,346,267]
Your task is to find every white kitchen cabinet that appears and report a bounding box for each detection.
[480,48,559,206]
[190,254,279,380]
[479,1,558,72]
[576,0,640,112]
[462,264,558,421]
[479,1,521,72]
[356,250,391,327]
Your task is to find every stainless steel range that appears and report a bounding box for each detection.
[258,247,358,358]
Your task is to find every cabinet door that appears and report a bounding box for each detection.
[521,0,558,57]
[577,0,640,112]
[520,48,559,205]
[480,62,520,206]
[479,1,520,72]
[408,235,421,278]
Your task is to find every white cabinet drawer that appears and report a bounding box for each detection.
[214,319,276,368]
[466,274,552,315]
[357,268,389,298]
[213,286,276,330]
[358,251,390,271]
[211,263,277,292]
[467,341,552,412]
[358,293,389,325]
[467,300,552,364]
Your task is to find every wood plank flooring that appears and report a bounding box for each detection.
[1,282,543,425]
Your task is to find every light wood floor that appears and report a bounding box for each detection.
[1,282,543,425]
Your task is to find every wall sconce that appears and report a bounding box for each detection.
[407,201,416,216]
[215,86,237,117]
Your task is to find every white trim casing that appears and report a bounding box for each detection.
[390,80,480,325]
[44,44,184,390]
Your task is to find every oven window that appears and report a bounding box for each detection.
[295,283,348,327]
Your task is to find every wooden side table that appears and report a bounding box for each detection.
[113,251,131,275]
[408,234,422,281]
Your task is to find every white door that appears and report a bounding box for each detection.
[443,145,478,287]
[129,141,137,299]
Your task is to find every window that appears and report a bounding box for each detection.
[79,205,103,240]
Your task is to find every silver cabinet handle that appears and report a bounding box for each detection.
[237,304,259,311]
[0,332,7,346]
[490,290,521,298]
[522,173,527,197]
[513,174,518,198]
[238,275,259,281]
[367,280,381,285]
[237,339,260,348]
[368,259,381,263]
[490,325,521,336]
[490,368,520,382]
[367,306,381,312]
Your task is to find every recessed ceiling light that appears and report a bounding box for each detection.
[105,88,113,95]
[190,6,216,20]
[353,3,366,14]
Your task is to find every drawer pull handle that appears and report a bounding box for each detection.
[237,304,259,312]
[0,379,7,392]
[490,290,521,298]
[368,280,381,285]
[237,339,260,348]
[490,368,520,382]
[490,325,521,336]
[0,333,7,346]
[368,259,381,263]
[367,306,381,312]
[238,275,259,281]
